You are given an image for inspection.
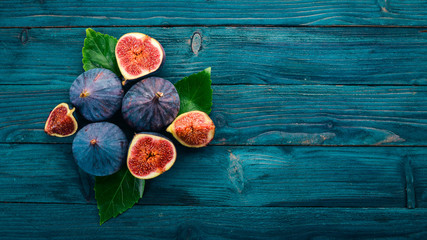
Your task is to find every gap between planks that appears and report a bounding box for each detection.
[1,83,427,87]
[0,201,422,209]
[1,24,427,29]
[2,142,426,147]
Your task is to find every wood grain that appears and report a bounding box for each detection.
[1,27,427,85]
[1,0,427,27]
[1,0,426,237]
[412,158,427,208]
[2,203,427,239]
[2,144,426,208]
[1,85,425,145]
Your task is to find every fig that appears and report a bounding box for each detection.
[70,68,124,122]
[122,77,180,132]
[127,133,177,179]
[44,103,78,137]
[167,111,215,148]
[72,122,128,176]
[115,32,165,84]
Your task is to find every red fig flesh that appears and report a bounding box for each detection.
[44,103,78,137]
[115,32,165,84]
[127,133,177,179]
[167,111,215,148]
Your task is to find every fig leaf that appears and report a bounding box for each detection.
[95,168,145,225]
[82,28,121,77]
[174,67,213,115]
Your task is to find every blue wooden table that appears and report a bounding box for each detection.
[1,1,427,239]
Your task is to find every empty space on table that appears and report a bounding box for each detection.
[2,144,427,208]
[0,27,426,85]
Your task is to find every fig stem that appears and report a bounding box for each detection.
[155,92,164,98]
[90,139,97,145]
[80,90,90,98]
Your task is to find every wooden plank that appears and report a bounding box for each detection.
[1,85,426,146]
[412,155,427,208]
[2,143,426,208]
[2,203,427,239]
[1,27,427,85]
[1,0,427,27]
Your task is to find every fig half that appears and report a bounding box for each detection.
[127,133,177,179]
[115,32,165,85]
[44,103,78,137]
[167,111,215,148]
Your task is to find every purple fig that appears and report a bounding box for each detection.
[72,122,128,176]
[70,68,124,122]
[122,77,180,132]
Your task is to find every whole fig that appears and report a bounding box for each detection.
[70,68,124,122]
[122,77,180,132]
[72,122,128,176]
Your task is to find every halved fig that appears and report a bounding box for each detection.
[166,111,215,148]
[44,103,78,137]
[115,32,165,84]
[127,133,177,179]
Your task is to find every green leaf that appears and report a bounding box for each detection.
[95,168,144,225]
[82,28,121,76]
[174,67,213,115]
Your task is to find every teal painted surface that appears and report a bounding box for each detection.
[3,144,426,207]
[2,204,427,239]
[1,27,426,85]
[0,85,426,145]
[1,0,427,238]
[1,0,427,27]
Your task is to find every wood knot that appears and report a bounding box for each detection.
[228,151,245,193]
[213,113,227,128]
[176,223,202,239]
[191,31,202,55]
[20,29,29,45]
[377,0,391,13]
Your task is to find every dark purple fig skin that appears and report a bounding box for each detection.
[72,122,128,176]
[70,68,124,122]
[122,77,180,132]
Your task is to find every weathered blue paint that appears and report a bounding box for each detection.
[0,85,426,145]
[1,0,427,27]
[2,203,427,239]
[1,0,427,237]
[1,27,427,85]
[2,144,427,209]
